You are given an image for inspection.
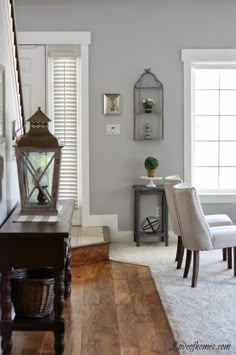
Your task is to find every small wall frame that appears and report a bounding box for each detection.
[103,93,121,115]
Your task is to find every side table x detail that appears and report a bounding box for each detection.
[133,185,169,247]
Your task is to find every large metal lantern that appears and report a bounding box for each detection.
[15,107,63,215]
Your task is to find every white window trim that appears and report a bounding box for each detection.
[182,49,236,204]
[18,32,89,223]
[17,32,119,234]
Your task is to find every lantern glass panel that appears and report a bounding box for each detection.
[21,151,55,207]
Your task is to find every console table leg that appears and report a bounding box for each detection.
[64,238,71,299]
[54,330,64,355]
[1,271,12,355]
[54,269,65,355]
[2,330,12,355]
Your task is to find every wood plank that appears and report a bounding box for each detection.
[11,332,31,355]
[113,279,132,304]
[121,347,140,355]
[64,269,84,355]
[12,331,44,355]
[128,274,152,323]
[112,261,140,280]
[119,264,161,354]
[116,303,139,350]
[135,322,161,355]
[83,277,101,305]
[81,262,120,355]
[138,267,177,354]
[40,332,54,354]
[113,262,149,353]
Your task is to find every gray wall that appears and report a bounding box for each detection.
[15,0,236,230]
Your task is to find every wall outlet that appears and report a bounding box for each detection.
[156,206,161,217]
[106,124,120,135]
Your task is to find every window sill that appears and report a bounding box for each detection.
[199,193,236,204]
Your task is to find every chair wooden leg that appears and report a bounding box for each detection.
[222,248,227,261]
[234,247,236,277]
[175,235,182,261]
[183,249,192,278]
[191,251,200,288]
[228,247,232,269]
[176,244,184,270]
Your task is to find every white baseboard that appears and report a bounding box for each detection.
[81,212,177,243]
[82,213,118,236]
[112,230,134,242]
[112,230,177,243]
[72,208,81,225]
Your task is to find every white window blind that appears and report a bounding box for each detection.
[52,57,79,206]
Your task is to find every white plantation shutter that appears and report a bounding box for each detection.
[52,57,79,207]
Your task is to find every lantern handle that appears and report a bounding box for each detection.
[12,120,26,140]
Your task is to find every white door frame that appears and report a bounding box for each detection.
[17,32,118,234]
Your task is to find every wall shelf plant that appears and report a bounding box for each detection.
[134,68,163,141]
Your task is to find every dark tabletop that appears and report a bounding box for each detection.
[0,199,74,239]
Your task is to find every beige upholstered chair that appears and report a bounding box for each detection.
[164,176,232,269]
[173,183,236,287]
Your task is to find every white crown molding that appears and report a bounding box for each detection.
[181,49,236,62]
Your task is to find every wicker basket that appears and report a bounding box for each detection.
[12,268,55,318]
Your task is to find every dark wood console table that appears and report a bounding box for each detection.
[0,199,74,355]
[133,185,168,247]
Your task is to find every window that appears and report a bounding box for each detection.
[194,67,236,191]
[50,56,80,207]
[182,49,236,202]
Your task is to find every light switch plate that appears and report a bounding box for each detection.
[106,124,120,135]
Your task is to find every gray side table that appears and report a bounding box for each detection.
[133,185,169,247]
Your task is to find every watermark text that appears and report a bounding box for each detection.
[169,341,231,353]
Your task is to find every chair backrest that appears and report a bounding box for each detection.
[173,183,213,251]
[164,176,182,236]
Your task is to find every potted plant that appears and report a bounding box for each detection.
[142,98,155,113]
[144,156,159,177]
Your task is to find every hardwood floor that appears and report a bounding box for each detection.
[9,261,177,355]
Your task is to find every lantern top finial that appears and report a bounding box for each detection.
[16,107,61,147]
[27,107,51,123]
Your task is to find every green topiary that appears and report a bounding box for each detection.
[144,156,159,170]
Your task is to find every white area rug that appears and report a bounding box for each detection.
[110,240,177,267]
[110,242,236,355]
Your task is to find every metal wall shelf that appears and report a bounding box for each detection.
[134,69,164,141]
